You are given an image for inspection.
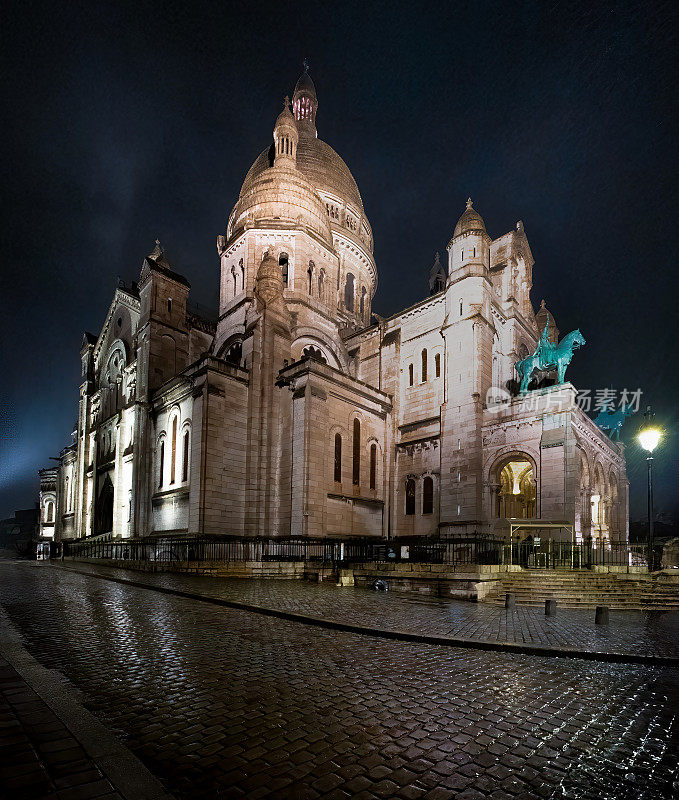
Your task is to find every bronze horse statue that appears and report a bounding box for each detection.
[593,404,635,440]
[516,327,586,394]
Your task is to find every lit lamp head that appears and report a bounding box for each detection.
[638,428,661,453]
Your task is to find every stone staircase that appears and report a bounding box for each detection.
[483,570,679,610]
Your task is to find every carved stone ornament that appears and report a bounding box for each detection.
[255,249,284,309]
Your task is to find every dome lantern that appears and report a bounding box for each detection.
[292,59,318,136]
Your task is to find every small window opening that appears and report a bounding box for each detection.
[405,479,416,516]
[370,443,377,490]
[352,419,360,486]
[421,349,427,382]
[334,433,342,482]
[423,476,434,515]
[167,298,172,314]
[408,363,414,386]
[435,353,441,377]
[182,431,190,482]
[279,253,289,285]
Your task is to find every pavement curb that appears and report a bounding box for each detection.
[53,563,679,667]
[0,602,175,800]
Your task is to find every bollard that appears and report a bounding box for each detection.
[505,593,516,609]
[595,606,609,625]
[545,599,557,616]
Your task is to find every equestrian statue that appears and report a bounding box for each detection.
[516,325,586,394]
[593,405,636,440]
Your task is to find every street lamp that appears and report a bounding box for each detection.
[637,409,661,572]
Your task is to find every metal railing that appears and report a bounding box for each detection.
[62,534,649,570]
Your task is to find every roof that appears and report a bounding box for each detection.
[453,198,487,238]
[241,135,364,214]
[141,242,190,288]
[293,70,317,100]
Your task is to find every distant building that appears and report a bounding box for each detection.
[39,67,628,546]
[0,507,39,554]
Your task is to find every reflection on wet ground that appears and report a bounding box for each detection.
[0,561,677,800]
[63,561,679,658]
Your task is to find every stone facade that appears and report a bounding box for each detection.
[40,68,628,547]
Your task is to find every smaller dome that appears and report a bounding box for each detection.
[535,299,559,343]
[294,70,317,101]
[453,198,487,238]
[275,96,296,131]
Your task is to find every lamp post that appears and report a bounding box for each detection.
[637,409,661,572]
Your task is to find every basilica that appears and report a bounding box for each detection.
[39,67,628,547]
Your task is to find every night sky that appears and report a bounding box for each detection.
[2,0,677,522]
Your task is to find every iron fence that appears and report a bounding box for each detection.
[62,534,648,569]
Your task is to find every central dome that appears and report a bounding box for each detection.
[240,137,364,215]
[228,66,372,255]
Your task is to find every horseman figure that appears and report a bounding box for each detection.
[516,324,586,394]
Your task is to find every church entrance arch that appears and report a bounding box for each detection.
[94,474,114,535]
[494,454,537,520]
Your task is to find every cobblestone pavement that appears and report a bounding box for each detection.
[1,562,678,800]
[61,562,679,659]
[0,654,123,800]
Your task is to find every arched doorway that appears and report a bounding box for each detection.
[496,456,536,519]
[94,474,114,535]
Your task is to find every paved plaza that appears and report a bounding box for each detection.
[0,560,677,800]
[59,562,679,660]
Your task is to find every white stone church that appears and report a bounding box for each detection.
[39,67,628,547]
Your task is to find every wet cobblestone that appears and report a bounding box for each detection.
[0,654,122,800]
[62,562,679,659]
[1,561,678,800]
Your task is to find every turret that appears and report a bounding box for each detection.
[446,198,491,279]
[535,299,559,344]
[429,252,446,295]
[273,97,298,165]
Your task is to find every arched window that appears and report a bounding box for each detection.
[360,287,367,319]
[65,477,70,512]
[423,476,434,515]
[167,298,172,314]
[421,349,427,382]
[318,269,324,300]
[170,416,178,484]
[459,299,463,316]
[334,433,342,483]
[435,353,441,378]
[225,341,242,366]
[369,443,377,490]
[239,259,245,293]
[409,363,414,386]
[352,419,360,486]
[344,273,355,312]
[158,441,165,487]
[46,501,54,522]
[405,479,415,516]
[307,265,313,295]
[182,430,190,482]
[279,253,289,285]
